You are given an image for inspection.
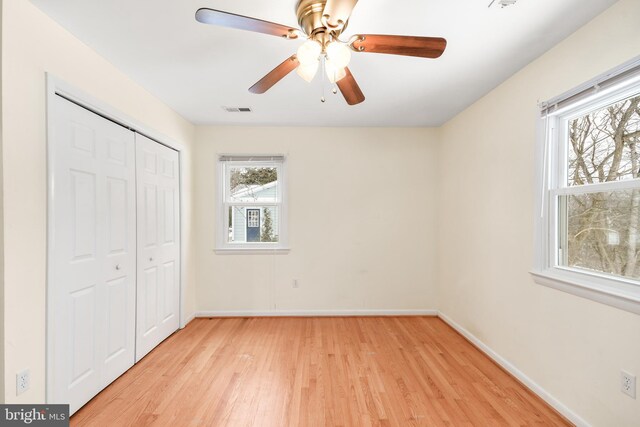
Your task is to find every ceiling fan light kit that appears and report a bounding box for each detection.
[326,42,351,68]
[296,60,320,82]
[195,0,447,106]
[296,39,322,65]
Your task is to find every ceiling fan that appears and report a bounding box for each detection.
[195,0,447,106]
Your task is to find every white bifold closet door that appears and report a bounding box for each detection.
[50,96,181,414]
[50,95,137,414]
[135,134,180,361]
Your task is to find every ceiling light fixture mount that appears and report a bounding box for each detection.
[488,0,519,8]
[195,0,448,106]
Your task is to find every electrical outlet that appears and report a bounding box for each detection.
[16,369,30,395]
[621,370,636,399]
[292,279,299,288]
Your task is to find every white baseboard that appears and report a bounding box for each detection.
[181,312,196,328]
[438,312,590,427]
[196,309,438,318]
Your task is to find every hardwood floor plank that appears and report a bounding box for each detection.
[71,317,571,426]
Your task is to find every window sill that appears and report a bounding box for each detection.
[530,268,640,315]
[214,248,290,255]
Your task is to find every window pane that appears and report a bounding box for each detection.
[228,206,279,243]
[567,94,640,186]
[560,189,640,280]
[228,166,278,203]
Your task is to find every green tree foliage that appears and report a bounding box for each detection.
[261,208,276,242]
[230,167,277,192]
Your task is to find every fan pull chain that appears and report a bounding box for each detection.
[320,56,326,103]
[319,55,339,102]
[331,61,338,95]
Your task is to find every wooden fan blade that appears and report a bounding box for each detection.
[195,8,299,39]
[249,55,300,94]
[351,35,447,58]
[336,68,365,106]
[322,0,359,28]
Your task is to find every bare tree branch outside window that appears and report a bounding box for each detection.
[564,95,640,279]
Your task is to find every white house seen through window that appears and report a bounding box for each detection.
[217,155,288,251]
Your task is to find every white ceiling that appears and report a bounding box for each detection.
[30,0,617,127]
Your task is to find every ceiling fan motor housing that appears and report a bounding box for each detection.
[296,0,348,43]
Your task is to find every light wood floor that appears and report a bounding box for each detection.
[71,317,570,426]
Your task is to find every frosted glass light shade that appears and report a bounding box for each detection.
[296,40,322,65]
[325,59,347,83]
[296,61,319,82]
[326,42,351,69]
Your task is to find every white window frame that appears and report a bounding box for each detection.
[215,155,289,254]
[532,58,640,315]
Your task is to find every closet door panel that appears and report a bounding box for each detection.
[50,95,136,414]
[135,134,180,361]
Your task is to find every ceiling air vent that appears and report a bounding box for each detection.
[222,106,253,113]
[488,0,518,7]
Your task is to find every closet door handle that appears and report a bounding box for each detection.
[149,257,154,262]
[115,264,121,270]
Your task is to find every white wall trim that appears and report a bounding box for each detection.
[438,312,590,427]
[531,270,640,315]
[181,312,196,328]
[213,248,291,255]
[196,309,438,317]
[47,75,186,151]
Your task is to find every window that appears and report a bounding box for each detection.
[533,58,640,314]
[216,155,288,252]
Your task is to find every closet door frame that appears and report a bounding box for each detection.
[45,74,188,404]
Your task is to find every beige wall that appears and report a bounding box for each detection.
[437,0,640,425]
[194,127,439,314]
[1,0,197,402]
